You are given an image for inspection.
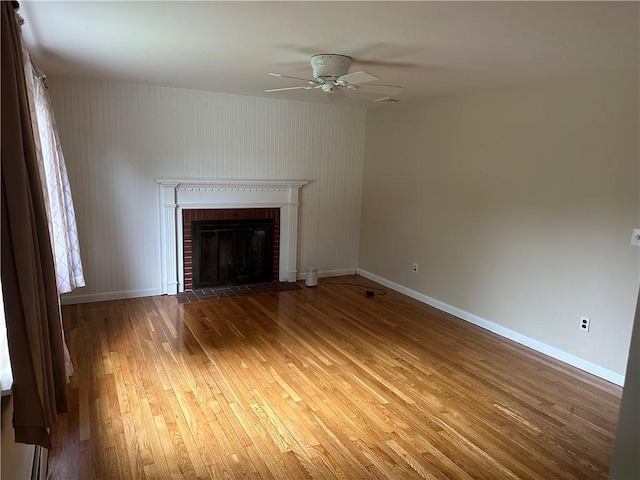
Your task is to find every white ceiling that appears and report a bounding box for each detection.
[19,1,640,108]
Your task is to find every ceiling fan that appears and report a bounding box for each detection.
[265,54,402,101]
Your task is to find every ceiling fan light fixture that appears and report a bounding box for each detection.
[310,54,352,80]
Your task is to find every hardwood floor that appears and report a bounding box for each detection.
[49,276,622,479]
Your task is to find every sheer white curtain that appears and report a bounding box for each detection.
[27,67,86,293]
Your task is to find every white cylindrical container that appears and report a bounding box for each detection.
[305,266,318,287]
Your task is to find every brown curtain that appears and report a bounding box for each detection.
[1,1,68,448]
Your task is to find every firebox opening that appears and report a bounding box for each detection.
[192,219,274,289]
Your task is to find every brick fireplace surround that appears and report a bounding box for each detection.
[156,179,307,295]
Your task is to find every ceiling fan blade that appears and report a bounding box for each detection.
[373,97,404,103]
[269,73,316,84]
[349,43,422,68]
[337,71,378,85]
[327,87,346,101]
[276,44,323,57]
[355,84,402,96]
[352,59,419,68]
[265,86,313,93]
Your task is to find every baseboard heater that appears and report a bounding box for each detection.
[31,445,47,480]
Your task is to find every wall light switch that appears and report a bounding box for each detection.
[631,228,640,247]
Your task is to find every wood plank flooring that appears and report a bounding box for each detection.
[49,276,622,479]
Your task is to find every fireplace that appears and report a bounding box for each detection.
[183,208,280,290]
[192,219,274,288]
[156,179,307,294]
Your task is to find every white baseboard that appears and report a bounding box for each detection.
[60,288,163,305]
[58,270,358,305]
[59,270,358,304]
[298,268,357,280]
[357,269,625,386]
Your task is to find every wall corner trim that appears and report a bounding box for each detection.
[356,269,625,386]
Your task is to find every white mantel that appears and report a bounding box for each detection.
[156,179,308,294]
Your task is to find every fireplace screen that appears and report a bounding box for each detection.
[191,219,274,288]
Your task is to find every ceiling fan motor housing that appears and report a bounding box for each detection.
[310,54,352,80]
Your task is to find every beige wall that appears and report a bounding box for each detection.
[360,70,639,375]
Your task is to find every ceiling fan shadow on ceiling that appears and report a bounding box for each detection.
[265,54,402,102]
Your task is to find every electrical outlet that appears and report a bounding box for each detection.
[580,316,591,332]
[412,263,418,273]
[631,228,640,246]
